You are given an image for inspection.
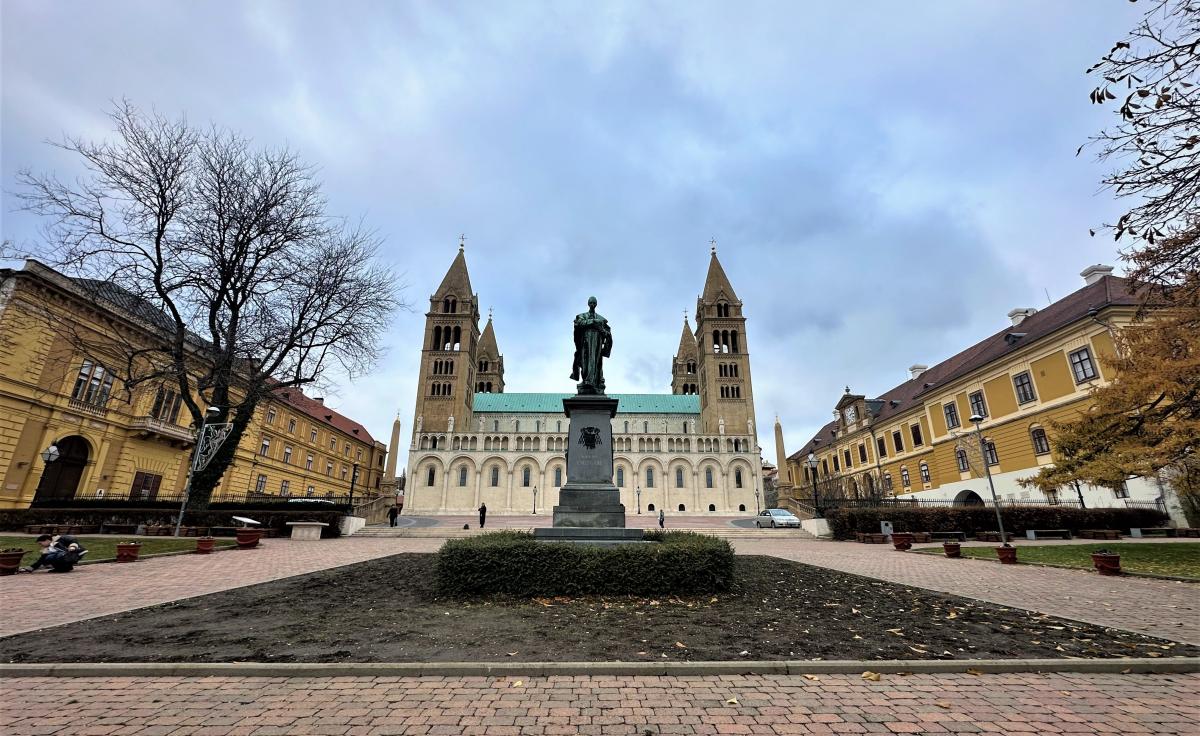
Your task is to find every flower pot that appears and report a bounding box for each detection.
[891,532,914,551]
[996,545,1018,564]
[195,537,216,555]
[116,542,142,563]
[943,541,962,558]
[235,528,263,549]
[1091,552,1121,576]
[0,549,27,575]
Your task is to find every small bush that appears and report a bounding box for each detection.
[436,531,734,596]
[825,505,1168,540]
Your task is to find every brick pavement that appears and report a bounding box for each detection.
[1,672,1197,735]
[0,538,441,638]
[735,539,1200,645]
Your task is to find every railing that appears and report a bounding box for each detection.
[351,494,396,524]
[1124,498,1167,513]
[67,398,107,416]
[130,415,194,443]
[819,497,1085,510]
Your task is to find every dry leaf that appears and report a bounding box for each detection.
[1121,668,1132,674]
[936,702,952,709]
[726,698,738,705]
[803,674,820,681]
[1147,652,1163,658]
[946,611,958,619]
[886,628,904,635]
[675,641,688,649]
[861,671,881,681]
[965,668,983,676]
[507,652,518,656]
[512,680,523,687]
[908,646,928,654]
[637,651,647,656]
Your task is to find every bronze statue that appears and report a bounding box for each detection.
[570,296,612,394]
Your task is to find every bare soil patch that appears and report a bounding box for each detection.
[2,554,1194,663]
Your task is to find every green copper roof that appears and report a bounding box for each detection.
[473,393,700,414]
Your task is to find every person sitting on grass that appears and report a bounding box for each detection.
[22,533,87,573]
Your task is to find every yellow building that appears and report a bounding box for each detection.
[781,265,1177,514]
[0,259,385,510]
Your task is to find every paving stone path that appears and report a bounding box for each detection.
[2,672,1197,735]
[0,538,440,638]
[734,540,1200,646]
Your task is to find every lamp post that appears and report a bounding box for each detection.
[806,452,821,518]
[349,462,360,506]
[971,414,1009,546]
[754,487,760,514]
[175,406,224,537]
[532,485,538,515]
[636,485,641,514]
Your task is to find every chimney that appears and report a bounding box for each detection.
[908,364,928,379]
[313,397,324,405]
[1081,264,1114,286]
[1007,308,1038,326]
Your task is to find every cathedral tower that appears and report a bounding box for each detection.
[475,313,505,393]
[671,316,699,395]
[411,244,480,437]
[695,246,756,436]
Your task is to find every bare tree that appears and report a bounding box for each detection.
[16,102,403,508]
[1085,1,1200,297]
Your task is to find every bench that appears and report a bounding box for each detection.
[285,521,328,541]
[1026,529,1071,540]
[1130,527,1177,538]
[975,531,1015,543]
[907,532,932,543]
[855,532,889,544]
[100,523,139,535]
[1177,528,1200,538]
[1079,529,1122,540]
[931,531,967,542]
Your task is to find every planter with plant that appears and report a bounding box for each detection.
[0,547,28,575]
[891,532,914,551]
[236,528,264,549]
[116,541,142,563]
[942,541,962,558]
[995,544,1018,564]
[1091,548,1122,576]
[195,536,216,554]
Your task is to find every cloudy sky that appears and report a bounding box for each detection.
[2,1,1142,469]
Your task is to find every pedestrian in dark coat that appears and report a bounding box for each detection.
[387,505,399,527]
[658,509,665,529]
[479,503,487,529]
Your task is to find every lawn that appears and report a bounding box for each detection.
[1,554,1195,663]
[0,535,235,566]
[919,542,1200,578]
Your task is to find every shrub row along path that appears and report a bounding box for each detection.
[733,539,1200,646]
[2,672,1198,736]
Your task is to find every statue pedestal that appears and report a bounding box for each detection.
[533,394,643,544]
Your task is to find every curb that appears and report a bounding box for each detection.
[2,657,1197,678]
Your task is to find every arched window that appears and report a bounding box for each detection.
[515,420,520,432]
[712,329,720,353]
[616,467,625,487]
[554,467,562,487]
[731,331,739,353]
[432,326,442,350]
[735,468,743,488]
[1031,427,1050,455]
[493,420,499,432]
[884,473,893,491]
[956,449,970,472]
[919,462,931,483]
[705,468,714,488]
[490,466,500,486]
[682,421,688,434]
[678,504,686,512]
[708,503,717,512]
[648,503,656,511]
[522,467,531,487]
[452,325,461,350]
[458,466,468,486]
[557,420,562,432]
[646,467,655,488]
[675,467,684,487]
[426,466,436,486]
[900,467,911,487]
[643,421,649,433]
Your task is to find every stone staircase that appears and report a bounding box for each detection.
[353,525,814,540]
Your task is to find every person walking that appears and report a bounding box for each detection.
[658,508,665,529]
[479,502,487,529]
[387,505,399,528]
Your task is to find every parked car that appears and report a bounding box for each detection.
[755,508,801,528]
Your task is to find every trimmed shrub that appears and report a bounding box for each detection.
[826,505,1168,540]
[436,531,734,596]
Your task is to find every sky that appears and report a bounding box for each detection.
[1,1,1144,470]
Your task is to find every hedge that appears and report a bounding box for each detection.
[436,531,734,596]
[0,507,346,538]
[825,505,1169,540]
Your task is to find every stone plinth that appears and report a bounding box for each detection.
[286,521,328,541]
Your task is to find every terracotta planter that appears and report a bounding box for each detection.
[943,541,962,558]
[195,537,216,555]
[891,532,914,551]
[116,542,142,563]
[0,549,27,576]
[996,545,1018,564]
[1091,552,1121,576]
[235,528,263,549]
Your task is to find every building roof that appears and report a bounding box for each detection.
[701,250,739,303]
[473,392,701,414]
[675,318,697,358]
[788,274,1142,462]
[275,388,378,444]
[435,247,474,299]
[479,316,500,357]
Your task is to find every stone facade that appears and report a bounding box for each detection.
[404,246,763,515]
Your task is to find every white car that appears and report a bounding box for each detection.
[755,508,801,528]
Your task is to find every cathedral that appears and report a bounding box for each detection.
[403,244,762,515]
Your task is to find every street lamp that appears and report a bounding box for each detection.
[754,487,760,514]
[532,485,538,515]
[41,443,61,464]
[175,406,224,537]
[349,462,360,505]
[636,485,642,514]
[806,452,821,519]
[970,414,1010,546]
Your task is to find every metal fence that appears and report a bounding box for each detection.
[818,497,1086,510]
